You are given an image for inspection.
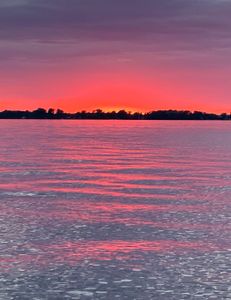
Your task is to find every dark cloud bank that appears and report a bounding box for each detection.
[0,0,231,62]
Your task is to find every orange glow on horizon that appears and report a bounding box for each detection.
[1,70,231,114]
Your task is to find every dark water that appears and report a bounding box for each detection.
[0,120,231,299]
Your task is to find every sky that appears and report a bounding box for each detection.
[0,0,231,113]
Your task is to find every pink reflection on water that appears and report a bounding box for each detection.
[1,199,230,233]
[0,240,221,272]
[0,199,209,222]
[40,240,219,263]
[51,200,210,214]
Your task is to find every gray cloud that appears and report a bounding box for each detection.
[0,0,231,62]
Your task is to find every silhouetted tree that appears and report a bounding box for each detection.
[117,110,128,119]
[48,108,55,117]
[93,109,104,119]
[31,108,47,119]
[56,109,64,119]
[0,107,230,120]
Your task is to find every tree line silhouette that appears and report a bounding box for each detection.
[0,108,230,120]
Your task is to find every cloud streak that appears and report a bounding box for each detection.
[0,0,231,59]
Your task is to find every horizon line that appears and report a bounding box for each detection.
[1,107,231,115]
[0,108,231,121]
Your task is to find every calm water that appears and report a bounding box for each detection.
[0,120,231,299]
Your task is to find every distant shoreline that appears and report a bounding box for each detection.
[0,108,230,120]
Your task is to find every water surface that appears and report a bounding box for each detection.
[1,120,231,299]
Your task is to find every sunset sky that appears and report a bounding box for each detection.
[1,0,231,113]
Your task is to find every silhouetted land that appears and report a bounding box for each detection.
[0,108,230,120]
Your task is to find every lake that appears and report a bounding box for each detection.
[0,120,231,299]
